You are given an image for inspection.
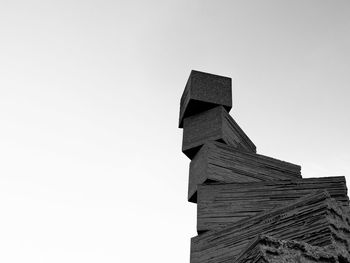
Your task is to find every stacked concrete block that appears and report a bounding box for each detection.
[178,70,350,262]
[188,141,301,202]
[179,70,232,128]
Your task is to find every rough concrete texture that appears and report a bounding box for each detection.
[236,235,350,263]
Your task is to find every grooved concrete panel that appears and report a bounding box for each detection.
[190,191,350,263]
[197,176,349,232]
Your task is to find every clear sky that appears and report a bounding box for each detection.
[0,0,349,262]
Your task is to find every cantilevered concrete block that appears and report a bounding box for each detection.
[236,235,350,263]
[188,141,301,202]
[179,70,232,128]
[182,106,256,159]
[190,191,350,263]
[197,176,349,232]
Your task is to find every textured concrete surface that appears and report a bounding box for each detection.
[236,235,350,263]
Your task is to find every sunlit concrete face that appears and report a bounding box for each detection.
[0,0,350,262]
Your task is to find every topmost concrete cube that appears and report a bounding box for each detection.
[179,70,232,128]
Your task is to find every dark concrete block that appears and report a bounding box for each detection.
[182,106,256,159]
[236,235,350,263]
[197,176,349,232]
[179,70,232,128]
[190,191,350,263]
[188,141,301,202]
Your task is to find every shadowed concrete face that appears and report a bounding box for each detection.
[182,106,256,159]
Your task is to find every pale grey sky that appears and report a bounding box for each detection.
[0,1,349,262]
